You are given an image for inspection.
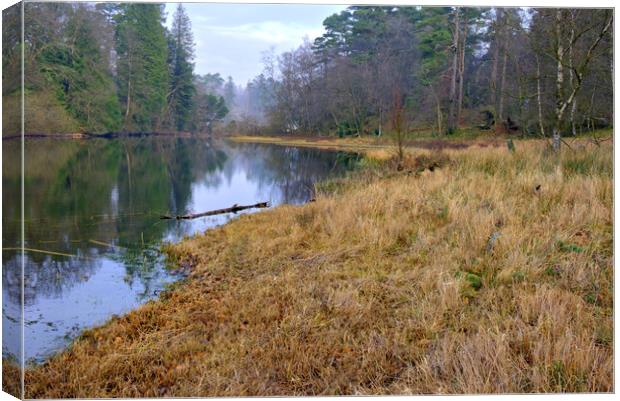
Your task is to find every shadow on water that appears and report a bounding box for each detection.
[2,136,359,363]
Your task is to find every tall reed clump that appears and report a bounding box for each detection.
[23,140,612,397]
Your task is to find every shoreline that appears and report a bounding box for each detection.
[2,131,203,141]
[228,133,505,157]
[17,139,613,397]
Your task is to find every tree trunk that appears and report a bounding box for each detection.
[552,10,612,150]
[447,7,460,134]
[489,8,502,124]
[379,105,383,136]
[536,56,545,137]
[569,11,577,136]
[125,80,131,119]
[588,83,597,132]
[552,9,564,152]
[124,47,133,127]
[456,13,467,125]
[431,86,443,135]
[498,49,508,123]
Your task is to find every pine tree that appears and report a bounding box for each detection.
[166,4,196,131]
[115,4,168,132]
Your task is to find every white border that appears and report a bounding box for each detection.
[0,1,615,401]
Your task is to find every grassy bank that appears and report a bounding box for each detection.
[229,130,612,159]
[23,139,612,396]
[229,133,505,160]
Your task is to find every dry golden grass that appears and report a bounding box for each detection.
[2,359,21,398]
[230,134,395,157]
[229,134,503,160]
[22,140,612,397]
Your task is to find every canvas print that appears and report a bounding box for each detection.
[1,1,614,398]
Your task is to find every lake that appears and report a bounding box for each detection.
[2,137,359,364]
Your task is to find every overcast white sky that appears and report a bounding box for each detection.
[164,3,347,86]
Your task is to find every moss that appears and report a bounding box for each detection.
[557,240,585,253]
[511,271,526,283]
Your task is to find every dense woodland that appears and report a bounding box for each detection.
[2,2,227,135]
[2,4,614,148]
[239,6,613,148]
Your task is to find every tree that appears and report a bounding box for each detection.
[196,73,225,95]
[9,3,122,133]
[223,76,236,109]
[415,7,452,134]
[115,3,168,132]
[57,4,121,132]
[446,7,460,134]
[165,4,196,131]
[532,9,613,150]
[192,94,229,135]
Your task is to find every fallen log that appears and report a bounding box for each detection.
[160,202,269,220]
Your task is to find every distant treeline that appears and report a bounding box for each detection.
[2,5,613,140]
[236,6,613,142]
[2,2,228,135]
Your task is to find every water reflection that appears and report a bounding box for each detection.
[2,137,358,362]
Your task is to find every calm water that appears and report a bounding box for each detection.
[2,137,358,364]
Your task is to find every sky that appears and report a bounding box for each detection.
[164,3,347,86]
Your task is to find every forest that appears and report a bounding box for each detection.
[2,2,228,135]
[2,4,614,148]
[240,7,613,149]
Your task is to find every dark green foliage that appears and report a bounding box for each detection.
[12,4,122,133]
[165,4,196,131]
[411,7,453,92]
[337,122,356,138]
[312,9,354,58]
[465,273,482,290]
[115,4,169,132]
[455,270,482,299]
[191,94,229,134]
[584,292,598,305]
[43,6,121,132]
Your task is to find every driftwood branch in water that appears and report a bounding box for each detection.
[160,202,269,220]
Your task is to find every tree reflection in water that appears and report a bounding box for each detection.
[2,137,358,362]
